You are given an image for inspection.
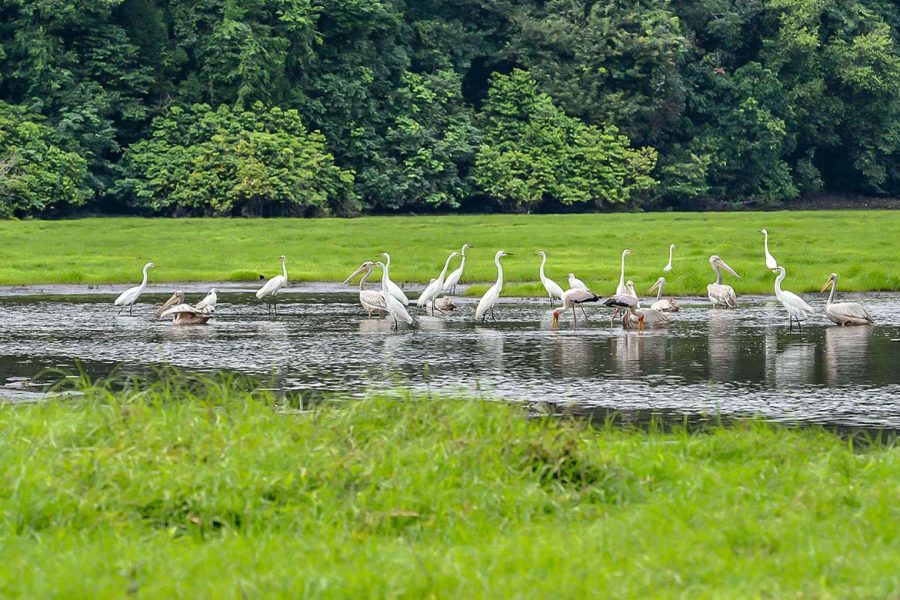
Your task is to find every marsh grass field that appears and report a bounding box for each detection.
[2,211,899,296]
[0,376,898,597]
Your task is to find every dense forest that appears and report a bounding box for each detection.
[0,0,898,217]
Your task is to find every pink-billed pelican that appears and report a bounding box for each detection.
[379,252,410,306]
[158,289,217,325]
[536,251,565,305]
[663,244,676,273]
[417,251,460,312]
[567,273,587,290]
[761,229,778,271]
[342,261,387,317]
[604,291,670,331]
[442,244,471,295]
[648,277,680,312]
[707,255,740,308]
[156,290,184,318]
[773,266,815,331]
[821,273,874,326]
[374,261,413,330]
[475,250,511,323]
[256,255,287,315]
[551,288,600,328]
[115,262,155,315]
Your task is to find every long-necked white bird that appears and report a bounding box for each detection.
[379,252,410,306]
[417,251,460,312]
[821,273,873,326]
[663,244,676,273]
[342,261,387,318]
[375,260,413,329]
[567,273,587,290]
[475,250,511,323]
[774,266,814,331]
[442,244,471,295]
[115,261,155,315]
[551,288,600,328]
[761,229,778,271]
[707,255,741,308]
[256,255,287,316]
[648,277,680,312]
[616,249,632,295]
[536,251,565,305]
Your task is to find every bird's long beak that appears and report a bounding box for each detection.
[820,277,834,293]
[719,260,741,279]
[551,311,559,328]
[648,280,660,294]
[341,264,368,285]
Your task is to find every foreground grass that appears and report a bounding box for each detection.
[0,378,898,597]
[1,211,899,295]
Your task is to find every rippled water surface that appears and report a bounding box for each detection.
[2,284,899,427]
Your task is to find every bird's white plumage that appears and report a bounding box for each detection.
[707,255,740,308]
[257,256,287,300]
[761,229,778,270]
[648,277,680,312]
[822,273,873,326]
[537,251,565,303]
[342,261,388,317]
[115,262,155,314]
[376,261,413,327]
[551,287,600,326]
[774,266,814,326]
[442,244,470,293]
[567,273,587,290]
[417,251,460,308]
[379,253,410,306]
[663,244,676,273]
[616,249,632,295]
[475,251,509,321]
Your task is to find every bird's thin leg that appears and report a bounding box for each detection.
[117,305,125,316]
[580,305,589,320]
[491,307,497,323]
[129,304,133,316]
[797,318,802,332]
[789,317,793,332]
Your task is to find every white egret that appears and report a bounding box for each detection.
[114,261,155,315]
[616,249,632,295]
[663,244,676,273]
[761,229,778,271]
[375,261,413,329]
[475,250,511,323]
[821,273,873,326]
[442,244,471,295]
[256,255,287,316]
[567,273,588,290]
[158,289,217,325]
[648,277,680,312]
[342,262,387,318]
[417,251,460,312]
[551,288,600,328]
[536,251,565,305]
[379,253,410,306]
[774,266,815,331]
[707,255,741,308]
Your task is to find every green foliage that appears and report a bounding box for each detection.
[0,102,91,217]
[119,102,358,216]
[475,70,657,211]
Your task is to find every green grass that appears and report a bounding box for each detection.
[1,212,899,296]
[1,376,898,597]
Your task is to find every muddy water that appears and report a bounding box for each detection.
[1,284,898,427]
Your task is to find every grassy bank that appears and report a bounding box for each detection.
[1,212,898,295]
[0,378,898,597]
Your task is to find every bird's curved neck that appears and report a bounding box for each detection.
[774,271,785,298]
[140,266,150,287]
[438,254,454,280]
[359,268,372,290]
[618,252,627,287]
[712,263,722,285]
[763,231,770,254]
[380,265,390,290]
[655,282,663,301]
[668,245,674,262]
[494,255,504,287]
[539,255,547,280]
[827,280,837,305]
[281,259,288,281]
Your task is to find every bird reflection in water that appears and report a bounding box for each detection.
[707,309,740,382]
[824,325,873,387]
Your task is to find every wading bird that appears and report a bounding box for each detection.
[379,252,410,306]
[761,229,778,271]
[156,290,184,318]
[821,273,874,326]
[567,273,587,290]
[536,251,565,305]
[115,262,155,315]
[626,281,671,328]
[375,261,413,330]
[475,250,511,323]
[773,266,815,331]
[707,255,741,308]
[417,251,460,312]
[442,244,471,295]
[342,261,387,318]
[551,288,600,328]
[604,291,670,331]
[663,244,676,273]
[256,255,287,316]
[648,277,680,312]
[616,249,632,295]
[158,289,217,325]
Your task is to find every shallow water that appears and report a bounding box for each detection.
[1,284,899,428]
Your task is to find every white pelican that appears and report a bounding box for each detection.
[761,229,778,271]
[342,262,387,318]
[375,261,413,329]
[604,292,670,331]
[773,266,815,331]
[427,292,458,313]
[616,249,632,295]
[551,288,600,328]
[648,277,680,312]
[115,261,155,315]
[156,290,184,318]
[821,273,874,326]
[707,255,740,308]
[256,255,287,316]
[442,244,471,295]
[536,251,565,305]
[567,273,587,290]
[158,289,217,325]
[662,244,676,273]
[379,253,410,306]
[475,250,511,323]
[417,251,460,312]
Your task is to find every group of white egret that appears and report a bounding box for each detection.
[115,228,874,331]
